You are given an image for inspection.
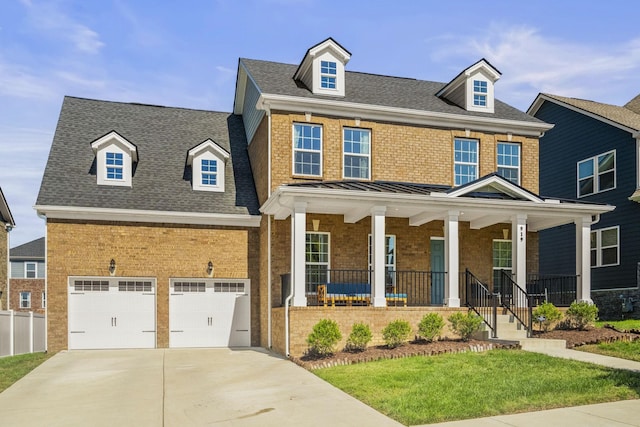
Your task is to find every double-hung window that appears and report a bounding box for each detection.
[106,152,124,180]
[320,61,337,89]
[306,232,329,294]
[473,80,488,107]
[497,143,520,185]
[20,292,31,309]
[343,128,371,179]
[492,240,512,294]
[454,138,478,186]
[293,124,322,176]
[578,150,615,197]
[591,226,619,267]
[25,262,37,278]
[201,159,218,186]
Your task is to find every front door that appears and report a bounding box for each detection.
[430,238,445,305]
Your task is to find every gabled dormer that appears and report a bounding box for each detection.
[91,131,138,187]
[293,38,351,97]
[437,59,501,113]
[187,139,230,192]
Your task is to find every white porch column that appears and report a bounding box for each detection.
[292,202,307,307]
[576,215,592,303]
[444,210,460,307]
[511,214,527,289]
[371,206,387,307]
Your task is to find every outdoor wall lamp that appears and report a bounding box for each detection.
[109,259,116,276]
[207,261,214,277]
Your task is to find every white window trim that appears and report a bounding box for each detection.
[305,232,330,294]
[187,139,229,193]
[91,131,137,188]
[292,123,323,178]
[492,239,513,273]
[591,226,620,268]
[497,142,521,185]
[454,138,479,186]
[342,127,371,180]
[20,291,31,309]
[577,150,616,198]
[320,60,337,90]
[473,80,488,107]
[25,261,37,278]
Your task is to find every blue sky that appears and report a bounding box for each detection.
[1,0,640,246]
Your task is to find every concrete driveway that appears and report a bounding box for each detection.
[0,348,401,427]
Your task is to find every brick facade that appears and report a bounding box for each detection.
[9,278,45,314]
[46,219,260,352]
[0,227,6,310]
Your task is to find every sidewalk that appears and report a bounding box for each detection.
[419,345,640,427]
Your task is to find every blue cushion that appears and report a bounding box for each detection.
[385,293,408,299]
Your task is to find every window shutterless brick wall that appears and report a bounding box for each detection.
[265,112,539,194]
[46,219,260,352]
[9,279,45,314]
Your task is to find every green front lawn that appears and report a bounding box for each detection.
[577,340,640,362]
[315,349,640,425]
[596,319,640,330]
[0,352,53,393]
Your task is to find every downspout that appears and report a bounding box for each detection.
[4,223,11,311]
[285,211,294,357]
[266,109,273,350]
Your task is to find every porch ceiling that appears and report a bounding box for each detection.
[261,182,615,231]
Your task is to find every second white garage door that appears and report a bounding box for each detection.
[169,279,250,348]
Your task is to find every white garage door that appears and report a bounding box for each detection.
[68,278,156,350]
[169,279,250,348]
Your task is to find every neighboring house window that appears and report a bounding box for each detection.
[320,60,337,89]
[343,128,371,179]
[293,123,322,176]
[454,138,478,186]
[368,235,396,286]
[201,159,218,186]
[25,262,37,278]
[591,226,619,267]
[42,292,46,308]
[492,240,512,291]
[578,150,615,197]
[20,292,31,309]
[106,152,124,180]
[497,143,520,185]
[306,232,329,295]
[473,80,487,107]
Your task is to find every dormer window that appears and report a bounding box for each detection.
[90,131,137,187]
[187,139,230,192]
[293,38,351,97]
[320,61,337,89]
[473,80,488,107]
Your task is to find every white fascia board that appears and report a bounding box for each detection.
[34,205,261,227]
[528,94,639,135]
[257,94,554,137]
[446,176,543,202]
[91,131,138,161]
[261,186,615,218]
[233,65,248,115]
[187,139,230,165]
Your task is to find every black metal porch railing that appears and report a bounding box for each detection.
[464,269,497,338]
[499,270,542,338]
[527,274,577,307]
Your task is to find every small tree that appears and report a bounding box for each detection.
[448,312,483,341]
[382,319,412,348]
[345,322,373,352]
[532,301,563,332]
[566,301,598,330]
[418,313,445,342]
[306,319,342,357]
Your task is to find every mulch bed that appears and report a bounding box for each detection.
[292,325,640,370]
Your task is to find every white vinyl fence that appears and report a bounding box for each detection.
[0,310,46,357]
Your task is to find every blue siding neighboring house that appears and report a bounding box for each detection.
[528,94,640,315]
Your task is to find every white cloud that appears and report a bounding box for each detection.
[20,0,105,54]
[0,60,58,99]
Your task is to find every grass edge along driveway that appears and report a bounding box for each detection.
[315,349,640,426]
[0,352,53,393]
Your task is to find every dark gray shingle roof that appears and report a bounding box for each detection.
[11,237,45,259]
[36,97,259,215]
[241,58,543,124]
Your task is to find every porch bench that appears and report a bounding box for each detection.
[317,284,407,307]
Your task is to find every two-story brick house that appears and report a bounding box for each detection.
[9,237,46,313]
[0,187,16,311]
[37,38,613,355]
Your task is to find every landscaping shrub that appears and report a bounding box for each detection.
[382,319,412,348]
[448,312,483,341]
[566,301,599,330]
[345,322,373,352]
[418,313,445,342]
[307,319,342,356]
[532,301,563,332]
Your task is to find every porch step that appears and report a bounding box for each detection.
[494,314,528,340]
[518,338,567,351]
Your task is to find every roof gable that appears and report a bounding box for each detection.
[0,186,15,228]
[90,131,138,161]
[436,59,501,113]
[293,38,351,97]
[444,173,543,202]
[187,139,230,165]
[10,237,45,258]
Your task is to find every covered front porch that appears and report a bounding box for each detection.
[264,175,615,310]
